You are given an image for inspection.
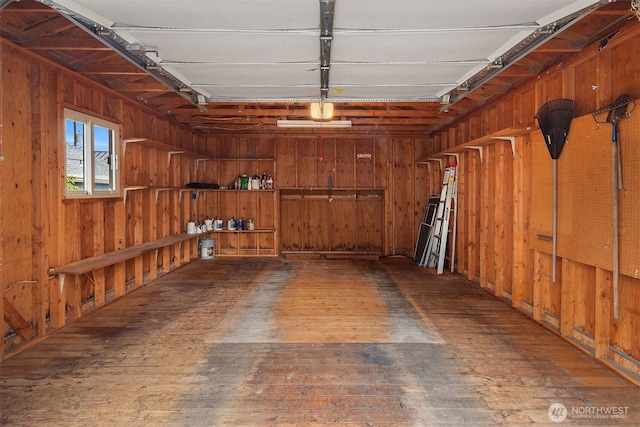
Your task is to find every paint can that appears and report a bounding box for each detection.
[214,219,223,231]
[204,219,213,231]
[227,218,236,230]
[199,238,215,259]
[186,221,197,234]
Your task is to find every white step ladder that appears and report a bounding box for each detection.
[426,164,457,274]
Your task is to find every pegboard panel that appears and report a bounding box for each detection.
[615,110,640,278]
[529,111,640,278]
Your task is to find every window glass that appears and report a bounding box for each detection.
[93,125,116,192]
[65,118,86,192]
[64,109,120,198]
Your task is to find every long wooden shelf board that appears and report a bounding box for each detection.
[205,229,276,233]
[124,137,189,153]
[193,189,276,192]
[200,158,275,161]
[50,233,198,275]
[280,188,384,197]
[123,186,275,192]
[124,138,278,164]
[280,187,385,192]
[416,127,529,163]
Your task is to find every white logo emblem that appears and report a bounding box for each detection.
[548,403,568,423]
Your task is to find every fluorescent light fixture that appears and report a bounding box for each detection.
[277,120,351,128]
[310,102,334,120]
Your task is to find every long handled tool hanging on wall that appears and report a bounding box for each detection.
[535,99,576,283]
[591,94,635,320]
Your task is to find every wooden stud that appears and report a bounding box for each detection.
[455,151,466,274]
[594,267,612,359]
[479,145,490,288]
[494,142,506,297]
[511,136,527,309]
[66,274,81,322]
[467,150,478,282]
[532,250,544,322]
[93,269,106,307]
[560,261,576,338]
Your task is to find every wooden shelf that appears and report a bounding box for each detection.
[204,229,277,257]
[205,228,276,234]
[50,232,198,275]
[124,138,277,165]
[191,188,276,192]
[123,139,278,257]
[199,157,275,162]
[280,188,383,199]
[416,127,529,164]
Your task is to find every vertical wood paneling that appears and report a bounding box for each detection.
[512,136,528,309]
[494,143,506,298]
[258,191,275,228]
[238,191,257,222]
[335,139,355,188]
[479,147,490,288]
[374,138,388,190]
[276,138,297,188]
[454,152,466,274]
[280,196,302,251]
[356,193,384,253]
[612,275,640,361]
[487,145,496,286]
[356,139,375,188]
[329,196,356,251]
[393,139,414,254]
[467,150,479,281]
[2,53,35,336]
[594,267,612,359]
[316,137,334,188]
[297,138,317,188]
[304,198,328,251]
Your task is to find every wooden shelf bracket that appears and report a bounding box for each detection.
[466,146,484,162]
[123,186,148,203]
[492,136,517,156]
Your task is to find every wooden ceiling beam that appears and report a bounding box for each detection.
[23,16,76,39]
[29,37,111,50]
[177,105,443,119]
[79,64,149,75]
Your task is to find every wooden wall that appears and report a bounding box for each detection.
[2,17,639,387]
[0,41,428,359]
[422,21,640,385]
[0,42,202,358]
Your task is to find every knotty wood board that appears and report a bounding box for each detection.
[529,112,640,278]
[2,258,639,425]
[356,193,384,253]
[50,233,198,275]
[328,196,357,252]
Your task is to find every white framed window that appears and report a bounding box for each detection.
[64,109,120,199]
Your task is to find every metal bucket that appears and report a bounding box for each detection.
[199,238,215,259]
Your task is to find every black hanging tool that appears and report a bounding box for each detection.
[535,99,576,283]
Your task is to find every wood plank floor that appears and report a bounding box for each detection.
[1,257,639,425]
